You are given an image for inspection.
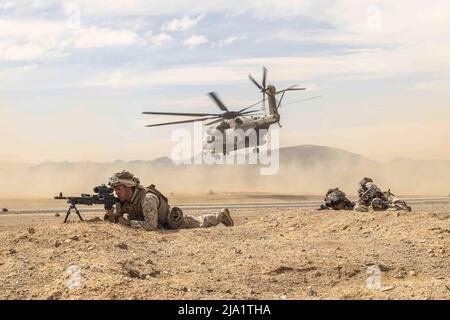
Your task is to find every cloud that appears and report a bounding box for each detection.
[74,26,139,48]
[83,65,243,88]
[182,35,208,48]
[150,32,173,47]
[0,42,48,60]
[0,1,17,11]
[161,14,205,32]
[211,35,247,48]
[80,45,449,89]
[69,0,313,19]
[0,18,141,60]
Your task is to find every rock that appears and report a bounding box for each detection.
[28,227,35,234]
[307,289,318,296]
[117,243,128,250]
[9,248,17,254]
[123,263,144,279]
[148,269,161,278]
[394,271,406,279]
[380,285,395,292]
[280,294,287,299]
[87,245,94,251]
[157,237,168,243]
[1,208,8,212]
[70,235,79,241]
[269,266,295,275]
[54,240,62,248]
[408,270,416,276]
[379,263,392,272]
[288,227,295,231]
[146,259,154,265]
[55,213,60,217]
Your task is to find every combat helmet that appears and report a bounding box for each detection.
[359,177,373,187]
[108,170,140,188]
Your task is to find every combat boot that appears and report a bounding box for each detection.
[219,208,234,226]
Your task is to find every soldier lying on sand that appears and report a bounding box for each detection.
[104,171,234,230]
[318,188,355,210]
[355,177,411,212]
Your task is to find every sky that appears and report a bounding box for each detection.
[0,0,449,163]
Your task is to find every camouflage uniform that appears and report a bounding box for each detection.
[355,177,411,212]
[355,178,387,212]
[108,171,233,231]
[385,190,412,212]
[318,188,355,210]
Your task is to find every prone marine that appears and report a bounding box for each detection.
[104,171,234,230]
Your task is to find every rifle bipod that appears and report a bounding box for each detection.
[64,203,84,223]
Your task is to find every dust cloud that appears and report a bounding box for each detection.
[0,145,449,199]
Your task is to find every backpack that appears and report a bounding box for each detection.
[146,184,169,209]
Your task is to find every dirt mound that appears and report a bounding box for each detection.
[0,207,449,299]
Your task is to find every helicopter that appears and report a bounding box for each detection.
[142,67,317,154]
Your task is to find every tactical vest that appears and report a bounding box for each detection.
[359,182,386,204]
[115,185,170,226]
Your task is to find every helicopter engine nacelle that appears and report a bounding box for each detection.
[229,117,251,129]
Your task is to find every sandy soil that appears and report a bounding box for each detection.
[0,203,449,300]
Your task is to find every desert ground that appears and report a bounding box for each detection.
[0,194,449,300]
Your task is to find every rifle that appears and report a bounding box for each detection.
[54,184,118,223]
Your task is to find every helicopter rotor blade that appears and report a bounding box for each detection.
[282,95,322,106]
[262,66,267,89]
[208,92,229,112]
[237,98,265,113]
[262,92,266,111]
[146,116,219,127]
[240,109,262,115]
[142,111,219,117]
[205,118,224,126]
[249,74,263,90]
[275,87,306,94]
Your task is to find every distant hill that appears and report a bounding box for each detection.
[0,145,449,197]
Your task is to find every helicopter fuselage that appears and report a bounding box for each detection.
[204,113,280,154]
